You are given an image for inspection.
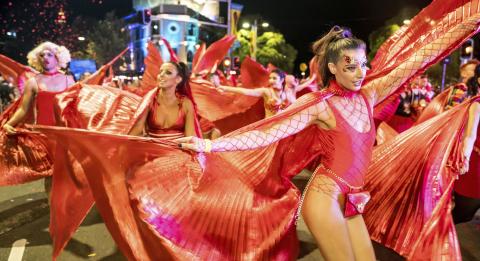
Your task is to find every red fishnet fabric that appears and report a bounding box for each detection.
[319,93,376,191]
[211,100,325,151]
[308,173,342,197]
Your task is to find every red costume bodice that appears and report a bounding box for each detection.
[35,90,61,126]
[147,94,186,140]
[319,93,376,191]
[264,99,290,114]
[33,75,69,126]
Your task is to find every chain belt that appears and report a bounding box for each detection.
[319,164,364,190]
[295,164,363,223]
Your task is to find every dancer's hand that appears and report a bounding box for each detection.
[2,124,16,135]
[459,155,470,175]
[215,85,226,93]
[175,136,212,153]
[210,75,225,93]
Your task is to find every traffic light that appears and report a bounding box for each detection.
[232,56,240,70]
[143,9,151,24]
[138,9,152,24]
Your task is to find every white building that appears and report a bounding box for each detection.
[129,0,240,71]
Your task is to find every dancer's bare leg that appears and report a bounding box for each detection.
[301,175,355,261]
[345,215,376,261]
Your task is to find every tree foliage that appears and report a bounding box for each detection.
[367,6,463,89]
[368,24,400,61]
[71,12,129,65]
[233,29,297,73]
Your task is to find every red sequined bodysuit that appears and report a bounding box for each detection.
[147,94,187,140]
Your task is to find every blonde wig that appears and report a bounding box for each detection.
[27,41,71,72]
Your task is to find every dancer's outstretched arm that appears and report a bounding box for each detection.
[211,74,267,97]
[293,75,318,93]
[177,100,332,152]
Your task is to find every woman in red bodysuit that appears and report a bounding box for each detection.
[179,26,410,260]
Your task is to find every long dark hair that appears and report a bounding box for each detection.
[312,26,366,87]
[270,68,286,90]
[467,64,480,97]
[166,61,190,96]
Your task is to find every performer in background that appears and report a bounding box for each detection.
[213,69,315,117]
[0,41,74,187]
[128,62,199,139]
[3,41,74,134]
[452,63,480,224]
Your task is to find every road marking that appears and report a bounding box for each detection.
[7,239,27,261]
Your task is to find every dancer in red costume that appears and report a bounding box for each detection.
[180,21,451,258]
[213,69,315,117]
[3,42,74,133]
[452,64,480,224]
[0,42,74,185]
[409,63,480,226]
[128,62,199,139]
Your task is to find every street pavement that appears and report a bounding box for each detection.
[0,176,479,261]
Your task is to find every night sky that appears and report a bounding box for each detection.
[72,0,433,70]
[1,0,433,70]
[235,0,433,70]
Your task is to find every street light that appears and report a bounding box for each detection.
[223,57,231,67]
[241,19,269,60]
[460,38,474,65]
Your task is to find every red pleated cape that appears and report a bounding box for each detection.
[364,96,480,261]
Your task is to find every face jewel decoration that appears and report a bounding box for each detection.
[343,55,367,67]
